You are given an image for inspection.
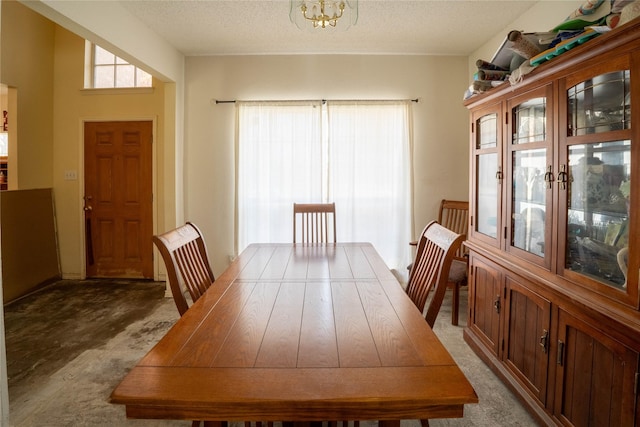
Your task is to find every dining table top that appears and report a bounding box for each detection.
[110,242,478,423]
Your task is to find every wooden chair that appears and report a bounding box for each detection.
[153,222,215,317]
[437,200,469,326]
[406,220,464,328]
[410,199,469,325]
[154,228,270,427]
[293,202,337,243]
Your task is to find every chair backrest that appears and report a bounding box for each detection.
[406,221,464,327]
[438,199,469,260]
[153,222,215,316]
[293,202,337,244]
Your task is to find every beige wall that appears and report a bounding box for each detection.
[0,2,168,280]
[52,27,167,278]
[184,54,470,275]
[0,0,54,189]
[20,0,185,238]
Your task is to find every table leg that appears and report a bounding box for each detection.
[379,421,400,427]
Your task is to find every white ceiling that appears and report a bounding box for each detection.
[118,0,540,56]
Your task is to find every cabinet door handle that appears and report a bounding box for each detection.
[557,340,565,366]
[493,296,501,314]
[544,165,554,189]
[539,329,549,353]
[557,164,568,190]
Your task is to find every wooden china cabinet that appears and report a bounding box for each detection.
[464,19,640,426]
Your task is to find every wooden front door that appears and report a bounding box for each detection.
[84,121,153,278]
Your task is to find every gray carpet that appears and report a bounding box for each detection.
[5,280,538,426]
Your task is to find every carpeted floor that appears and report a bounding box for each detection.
[5,279,538,426]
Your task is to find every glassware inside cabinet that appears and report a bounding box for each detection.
[568,70,630,136]
[566,140,631,288]
[512,148,547,257]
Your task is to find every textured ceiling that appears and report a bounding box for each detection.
[119,0,541,56]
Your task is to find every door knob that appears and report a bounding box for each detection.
[84,195,93,212]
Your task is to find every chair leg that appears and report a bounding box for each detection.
[451,282,460,326]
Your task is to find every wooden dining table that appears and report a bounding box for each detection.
[111,243,478,425]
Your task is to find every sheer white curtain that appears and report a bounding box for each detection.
[236,100,413,273]
[237,101,322,251]
[326,101,413,272]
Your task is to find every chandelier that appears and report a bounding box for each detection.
[290,0,358,30]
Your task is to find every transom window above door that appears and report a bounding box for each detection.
[84,42,152,89]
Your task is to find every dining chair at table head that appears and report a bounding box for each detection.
[153,222,215,316]
[293,202,337,244]
[406,220,464,328]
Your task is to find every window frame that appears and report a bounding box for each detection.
[84,42,152,89]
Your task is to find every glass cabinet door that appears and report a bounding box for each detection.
[477,152,499,238]
[511,148,547,255]
[561,66,634,303]
[472,107,502,247]
[566,140,630,288]
[567,70,630,136]
[507,88,553,268]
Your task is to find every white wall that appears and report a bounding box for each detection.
[184,54,470,276]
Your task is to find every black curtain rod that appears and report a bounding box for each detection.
[213,98,419,104]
